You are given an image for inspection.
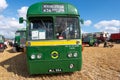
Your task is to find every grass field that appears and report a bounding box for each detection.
[0,43,120,80]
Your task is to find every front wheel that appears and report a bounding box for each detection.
[0,49,4,52]
[13,46,20,52]
[89,43,94,46]
[13,47,17,52]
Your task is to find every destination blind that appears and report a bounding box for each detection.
[42,4,65,13]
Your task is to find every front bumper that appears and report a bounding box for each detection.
[27,59,82,74]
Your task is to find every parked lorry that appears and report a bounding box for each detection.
[13,28,26,52]
[94,32,109,42]
[0,35,5,52]
[109,33,120,43]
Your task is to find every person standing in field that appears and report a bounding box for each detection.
[4,40,8,49]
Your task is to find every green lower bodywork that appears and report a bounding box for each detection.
[26,45,82,74]
[28,59,81,74]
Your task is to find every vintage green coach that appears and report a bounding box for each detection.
[19,1,83,74]
[13,28,26,52]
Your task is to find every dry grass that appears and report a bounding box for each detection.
[0,44,120,80]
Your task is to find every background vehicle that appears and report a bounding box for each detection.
[82,36,97,46]
[94,32,109,42]
[82,32,109,46]
[13,28,26,52]
[19,1,83,74]
[109,33,120,43]
[0,35,5,52]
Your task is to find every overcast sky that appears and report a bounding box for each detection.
[0,0,120,39]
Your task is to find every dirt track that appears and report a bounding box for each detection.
[0,44,120,80]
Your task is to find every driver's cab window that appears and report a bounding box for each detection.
[55,17,80,39]
[56,19,67,39]
[15,32,20,36]
[20,31,26,38]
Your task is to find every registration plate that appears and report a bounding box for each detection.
[48,69,62,72]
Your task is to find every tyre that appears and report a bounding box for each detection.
[13,47,17,52]
[0,49,4,52]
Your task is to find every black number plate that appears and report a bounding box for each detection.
[48,69,62,72]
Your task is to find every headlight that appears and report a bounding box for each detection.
[37,54,42,59]
[68,53,72,58]
[73,52,78,57]
[31,54,36,59]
